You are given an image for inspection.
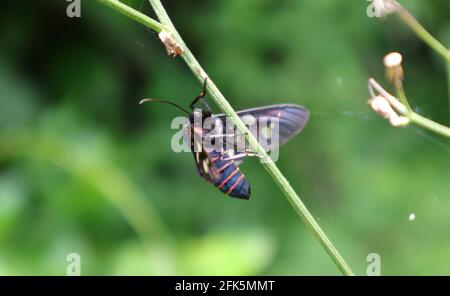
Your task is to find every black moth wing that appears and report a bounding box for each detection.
[215,104,309,153]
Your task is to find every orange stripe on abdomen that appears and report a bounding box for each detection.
[217,161,233,173]
[210,155,221,162]
[226,174,245,194]
[217,168,239,190]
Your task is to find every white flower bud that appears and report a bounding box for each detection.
[369,95,395,118]
[370,0,397,17]
[389,115,410,127]
[368,95,410,127]
[384,52,404,83]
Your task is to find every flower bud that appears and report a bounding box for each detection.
[368,95,410,127]
[384,52,404,84]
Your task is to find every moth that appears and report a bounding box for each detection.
[140,80,309,199]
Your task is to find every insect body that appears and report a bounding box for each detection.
[182,86,250,199]
[203,150,250,198]
[140,79,309,200]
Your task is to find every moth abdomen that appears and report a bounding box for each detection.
[210,152,250,199]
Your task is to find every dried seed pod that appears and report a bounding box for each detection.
[158,31,183,57]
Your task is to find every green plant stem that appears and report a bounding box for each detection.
[393,1,450,63]
[396,88,450,138]
[396,89,450,137]
[369,78,450,138]
[447,50,450,116]
[147,0,353,275]
[409,113,450,138]
[395,82,412,113]
[390,1,450,132]
[95,0,354,275]
[393,61,450,137]
[96,0,163,32]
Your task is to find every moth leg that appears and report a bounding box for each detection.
[221,150,262,161]
[189,78,211,112]
[204,133,236,138]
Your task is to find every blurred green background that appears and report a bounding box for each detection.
[0,0,449,275]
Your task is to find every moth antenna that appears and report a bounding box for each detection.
[139,98,190,114]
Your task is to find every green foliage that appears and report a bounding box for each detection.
[0,0,448,275]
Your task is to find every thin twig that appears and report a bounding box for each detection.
[147,0,354,276]
[95,0,354,275]
[369,78,450,138]
[393,1,450,118]
[409,113,450,138]
[447,51,450,116]
[370,1,450,135]
[393,1,450,63]
[369,78,407,114]
[96,0,163,32]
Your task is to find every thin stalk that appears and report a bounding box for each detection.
[393,1,450,63]
[369,78,407,114]
[395,83,412,113]
[147,0,354,275]
[409,113,450,138]
[96,0,163,32]
[395,77,450,138]
[393,81,449,136]
[447,51,450,116]
[369,78,450,138]
[389,1,450,127]
[95,0,354,275]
